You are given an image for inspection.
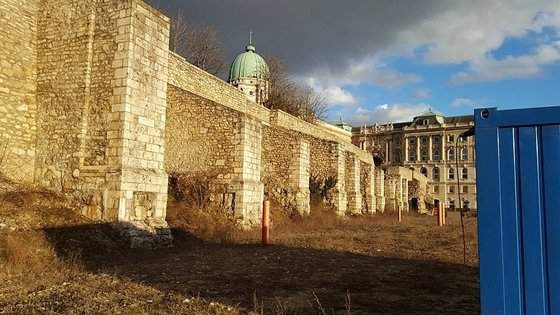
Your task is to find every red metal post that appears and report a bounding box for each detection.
[262,200,270,245]
[437,202,446,226]
[436,201,441,227]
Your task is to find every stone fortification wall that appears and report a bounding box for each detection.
[385,166,431,214]
[0,0,172,247]
[165,85,263,226]
[167,53,375,221]
[35,0,114,197]
[0,0,40,182]
[360,161,376,214]
[166,86,240,179]
[33,0,170,231]
[262,127,310,216]
[168,52,372,165]
[345,153,361,215]
[168,53,270,123]
[1,0,385,239]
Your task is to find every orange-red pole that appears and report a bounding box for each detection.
[436,202,442,227]
[437,202,445,226]
[262,200,270,245]
[441,203,446,226]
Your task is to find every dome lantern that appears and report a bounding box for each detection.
[228,32,270,105]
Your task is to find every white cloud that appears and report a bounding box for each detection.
[451,42,560,83]
[343,61,420,88]
[346,103,432,125]
[396,0,560,65]
[451,98,478,108]
[303,58,420,93]
[303,58,420,108]
[320,86,357,106]
[306,78,356,106]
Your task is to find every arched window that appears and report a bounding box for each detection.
[433,167,440,181]
[421,167,428,177]
[461,148,468,160]
[449,167,455,180]
[433,149,441,161]
[448,148,455,161]
[462,168,468,179]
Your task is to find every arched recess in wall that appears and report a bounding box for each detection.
[433,167,440,180]
[448,167,455,180]
[461,148,468,160]
[448,148,455,160]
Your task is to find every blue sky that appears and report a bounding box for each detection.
[314,15,560,124]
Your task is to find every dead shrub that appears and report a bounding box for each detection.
[1,232,57,273]
[167,201,239,244]
[168,173,216,208]
[0,230,86,277]
[309,175,337,198]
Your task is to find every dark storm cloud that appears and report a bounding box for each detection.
[147,0,445,75]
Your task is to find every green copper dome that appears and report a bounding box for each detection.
[228,43,269,82]
[413,109,445,125]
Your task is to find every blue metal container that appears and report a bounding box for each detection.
[475,107,560,315]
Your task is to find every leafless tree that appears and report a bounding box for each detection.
[148,1,326,120]
[169,15,227,77]
[149,2,227,77]
[265,57,327,122]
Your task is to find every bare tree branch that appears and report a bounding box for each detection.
[163,9,227,78]
[265,57,327,122]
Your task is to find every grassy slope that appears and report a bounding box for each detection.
[0,177,479,314]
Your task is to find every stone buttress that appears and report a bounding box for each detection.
[289,138,311,216]
[375,168,385,213]
[346,153,362,215]
[330,144,347,216]
[364,163,376,214]
[231,115,264,227]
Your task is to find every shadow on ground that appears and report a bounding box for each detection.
[43,224,480,315]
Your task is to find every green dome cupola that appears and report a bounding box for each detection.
[228,33,270,105]
[412,108,445,125]
[228,43,269,82]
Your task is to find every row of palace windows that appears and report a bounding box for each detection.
[406,135,468,146]
[433,185,471,194]
[420,167,469,181]
[408,147,469,162]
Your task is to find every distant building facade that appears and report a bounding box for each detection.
[352,110,477,210]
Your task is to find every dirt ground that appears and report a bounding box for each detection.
[0,182,479,314]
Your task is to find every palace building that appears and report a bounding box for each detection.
[351,110,477,210]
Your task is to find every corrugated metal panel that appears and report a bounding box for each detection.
[475,107,560,315]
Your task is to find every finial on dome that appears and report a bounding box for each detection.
[246,31,256,52]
